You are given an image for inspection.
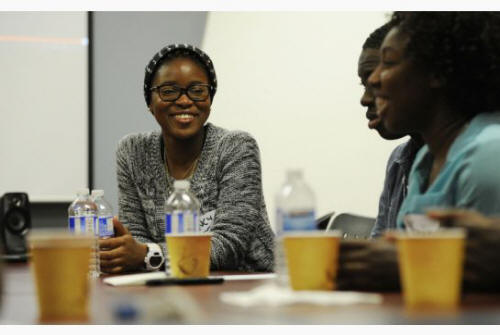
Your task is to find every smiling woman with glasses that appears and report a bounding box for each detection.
[98,44,274,274]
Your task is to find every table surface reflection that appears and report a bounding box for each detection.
[1,262,500,325]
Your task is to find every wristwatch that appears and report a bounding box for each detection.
[144,243,164,271]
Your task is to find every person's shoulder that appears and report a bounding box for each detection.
[387,137,420,163]
[460,113,500,157]
[455,114,500,208]
[473,113,500,144]
[207,123,258,147]
[466,134,500,163]
[117,130,161,154]
[456,115,500,181]
[395,137,421,155]
[389,140,409,157]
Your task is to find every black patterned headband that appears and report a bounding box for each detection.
[143,43,217,106]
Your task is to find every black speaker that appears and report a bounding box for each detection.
[0,192,31,261]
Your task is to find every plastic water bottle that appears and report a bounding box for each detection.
[164,180,201,275]
[274,169,317,286]
[91,189,114,239]
[68,188,97,235]
[164,180,201,234]
[91,189,114,275]
[68,188,98,278]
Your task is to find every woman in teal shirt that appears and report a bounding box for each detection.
[368,12,500,230]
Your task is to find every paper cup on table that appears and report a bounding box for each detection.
[395,228,466,311]
[28,229,95,323]
[166,233,212,278]
[283,231,341,291]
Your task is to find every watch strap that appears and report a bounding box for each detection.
[144,243,164,271]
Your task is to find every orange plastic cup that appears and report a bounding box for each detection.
[283,231,341,290]
[396,228,466,310]
[166,233,212,278]
[28,229,94,323]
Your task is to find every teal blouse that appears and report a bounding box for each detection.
[397,112,500,228]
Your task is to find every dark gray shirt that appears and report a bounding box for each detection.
[370,138,422,238]
[116,123,274,272]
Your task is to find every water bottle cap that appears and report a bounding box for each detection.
[76,188,90,196]
[173,180,190,190]
[91,189,104,197]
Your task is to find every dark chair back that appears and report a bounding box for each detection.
[325,213,376,239]
[316,211,335,230]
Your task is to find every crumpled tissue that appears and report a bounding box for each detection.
[219,283,383,308]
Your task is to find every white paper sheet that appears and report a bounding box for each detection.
[103,272,276,286]
[103,272,168,286]
[214,273,276,281]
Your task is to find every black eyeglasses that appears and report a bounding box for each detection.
[150,83,212,102]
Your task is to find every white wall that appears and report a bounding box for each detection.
[202,12,407,229]
[0,12,88,202]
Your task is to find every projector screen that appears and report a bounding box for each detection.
[0,12,88,202]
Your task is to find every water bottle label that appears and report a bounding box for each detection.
[77,216,84,234]
[165,211,199,234]
[98,216,114,238]
[86,215,96,234]
[74,215,96,235]
[282,210,316,231]
[68,216,75,233]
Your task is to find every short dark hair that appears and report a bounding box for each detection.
[389,11,500,117]
[362,21,394,50]
[143,44,217,106]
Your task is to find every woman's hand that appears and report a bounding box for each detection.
[99,217,148,274]
[337,239,400,291]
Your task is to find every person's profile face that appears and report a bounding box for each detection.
[149,57,211,140]
[368,27,433,135]
[358,47,404,140]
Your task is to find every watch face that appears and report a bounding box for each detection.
[150,255,162,267]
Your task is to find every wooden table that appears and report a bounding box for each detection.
[2,262,500,324]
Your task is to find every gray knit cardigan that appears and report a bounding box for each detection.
[116,123,274,272]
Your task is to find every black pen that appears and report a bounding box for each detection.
[146,277,224,286]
